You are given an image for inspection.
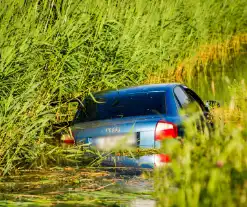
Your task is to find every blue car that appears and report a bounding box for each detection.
[69,83,213,167]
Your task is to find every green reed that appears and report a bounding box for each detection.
[0,0,246,176]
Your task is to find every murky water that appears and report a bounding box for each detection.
[0,168,154,207]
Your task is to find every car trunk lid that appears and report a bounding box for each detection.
[72,115,181,149]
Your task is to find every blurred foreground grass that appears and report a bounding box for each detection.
[154,80,247,206]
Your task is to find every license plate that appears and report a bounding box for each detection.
[94,133,137,151]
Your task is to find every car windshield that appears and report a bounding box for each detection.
[74,91,166,122]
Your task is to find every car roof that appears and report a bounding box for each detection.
[93,83,182,98]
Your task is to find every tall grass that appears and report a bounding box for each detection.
[154,81,247,206]
[0,0,246,175]
[144,34,247,85]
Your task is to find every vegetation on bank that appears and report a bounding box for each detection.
[1,0,246,174]
[0,0,247,205]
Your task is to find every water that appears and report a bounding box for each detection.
[0,168,154,207]
[129,199,156,207]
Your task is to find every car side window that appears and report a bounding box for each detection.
[174,86,192,108]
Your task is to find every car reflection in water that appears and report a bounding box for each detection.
[99,152,171,169]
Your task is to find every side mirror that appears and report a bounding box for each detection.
[205,100,220,109]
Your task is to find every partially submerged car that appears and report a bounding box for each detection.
[60,83,218,167]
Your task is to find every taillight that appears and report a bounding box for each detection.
[155,120,178,141]
[61,134,75,144]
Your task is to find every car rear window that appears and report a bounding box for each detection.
[74,91,166,122]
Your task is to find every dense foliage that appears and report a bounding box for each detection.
[0,0,247,205]
[155,82,247,206]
